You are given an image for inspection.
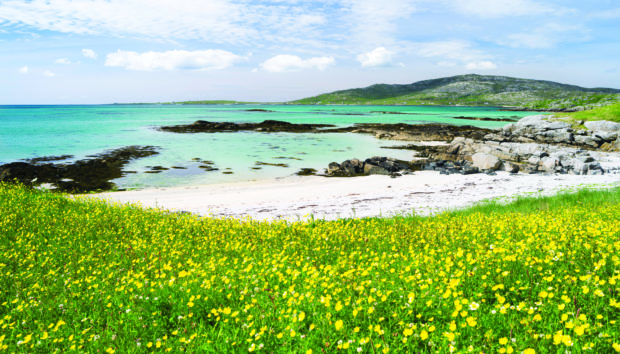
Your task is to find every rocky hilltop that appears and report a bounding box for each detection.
[293,74,620,111]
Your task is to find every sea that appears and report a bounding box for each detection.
[0,104,534,189]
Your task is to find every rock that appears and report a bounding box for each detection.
[472,153,502,170]
[160,120,336,133]
[541,157,559,172]
[343,159,364,174]
[594,132,618,142]
[327,162,341,174]
[584,120,620,132]
[527,156,540,165]
[363,163,389,175]
[503,162,520,173]
[296,168,317,176]
[0,146,159,193]
[325,157,415,177]
[574,135,600,147]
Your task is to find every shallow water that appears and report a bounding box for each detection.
[0,104,533,188]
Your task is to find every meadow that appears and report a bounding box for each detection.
[0,183,618,353]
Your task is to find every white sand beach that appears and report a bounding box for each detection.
[92,170,620,222]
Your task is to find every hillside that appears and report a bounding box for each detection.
[292,74,620,111]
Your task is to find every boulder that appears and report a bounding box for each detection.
[471,153,502,170]
[363,163,390,175]
[584,120,620,132]
[541,157,559,172]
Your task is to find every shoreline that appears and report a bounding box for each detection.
[91,171,620,221]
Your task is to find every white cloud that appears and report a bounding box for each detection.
[502,23,589,49]
[82,49,97,59]
[357,47,394,67]
[104,49,243,71]
[411,40,497,69]
[0,0,329,44]
[449,0,561,18]
[588,8,620,20]
[260,55,334,72]
[416,41,471,60]
[18,65,28,73]
[43,70,55,77]
[55,58,71,64]
[465,61,497,70]
[344,0,417,45]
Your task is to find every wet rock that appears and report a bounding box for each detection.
[160,120,335,133]
[296,168,317,176]
[255,161,289,168]
[325,157,416,177]
[0,146,159,193]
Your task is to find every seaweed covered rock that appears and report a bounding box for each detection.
[0,146,159,193]
[160,120,335,133]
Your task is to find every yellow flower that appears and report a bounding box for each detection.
[523,349,536,354]
[449,321,456,331]
[41,332,49,340]
[499,337,508,345]
[466,316,477,327]
[444,332,455,341]
[106,348,115,354]
[306,350,313,354]
[420,330,428,340]
[403,328,413,337]
[574,325,585,336]
[335,320,343,331]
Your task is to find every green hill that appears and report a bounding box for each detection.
[292,74,620,110]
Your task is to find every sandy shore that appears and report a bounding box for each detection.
[91,170,620,221]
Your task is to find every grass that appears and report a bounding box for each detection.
[561,102,620,123]
[0,183,619,353]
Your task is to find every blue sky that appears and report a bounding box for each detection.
[1,0,619,104]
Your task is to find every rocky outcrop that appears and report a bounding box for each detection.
[326,157,421,177]
[160,120,493,142]
[327,123,492,142]
[422,138,607,175]
[160,120,336,133]
[484,115,620,151]
[0,146,159,192]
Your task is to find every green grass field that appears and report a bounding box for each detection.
[0,183,619,353]
[563,102,620,123]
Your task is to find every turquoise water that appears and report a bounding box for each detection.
[0,104,533,188]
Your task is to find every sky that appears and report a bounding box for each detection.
[1,0,619,104]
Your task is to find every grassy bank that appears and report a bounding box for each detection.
[562,102,620,123]
[0,183,619,353]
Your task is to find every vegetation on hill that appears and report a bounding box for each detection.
[1,183,619,352]
[292,74,620,111]
[166,100,253,105]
